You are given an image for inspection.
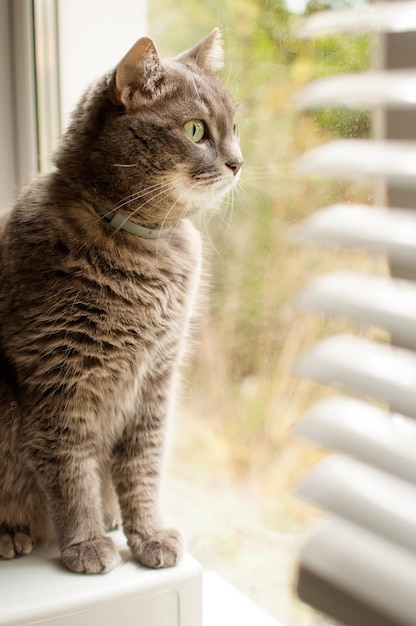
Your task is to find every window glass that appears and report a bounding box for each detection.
[31,2,376,623]
[150,1,374,624]
[34,0,148,171]
[57,0,148,129]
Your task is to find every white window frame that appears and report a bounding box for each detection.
[0,0,37,211]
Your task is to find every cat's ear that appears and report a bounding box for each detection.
[114,37,166,110]
[177,28,224,73]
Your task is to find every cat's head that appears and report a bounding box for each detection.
[56,29,243,227]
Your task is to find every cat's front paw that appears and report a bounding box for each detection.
[0,524,33,559]
[127,528,184,569]
[61,536,121,574]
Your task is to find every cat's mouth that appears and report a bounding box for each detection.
[207,173,240,197]
[170,167,241,214]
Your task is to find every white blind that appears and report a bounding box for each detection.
[293,2,416,625]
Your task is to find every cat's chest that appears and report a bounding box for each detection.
[88,243,201,432]
[0,220,202,409]
[109,273,189,348]
[97,249,198,334]
[81,235,201,364]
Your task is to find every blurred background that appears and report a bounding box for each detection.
[149,1,378,624]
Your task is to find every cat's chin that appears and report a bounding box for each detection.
[183,188,234,215]
[170,171,239,216]
[198,177,240,209]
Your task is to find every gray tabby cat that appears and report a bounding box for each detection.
[0,29,242,574]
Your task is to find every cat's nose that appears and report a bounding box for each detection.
[226,160,243,176]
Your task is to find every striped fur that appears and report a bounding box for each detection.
[0,30,242,573]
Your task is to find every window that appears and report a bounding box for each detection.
[34,0,148,170]
[0,1,37,209]
[148,2,373,624]
[3,2,376,624]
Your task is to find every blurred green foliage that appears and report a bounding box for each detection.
[150,0,372,464]
[150,0,371,384]
[151,6,373,620]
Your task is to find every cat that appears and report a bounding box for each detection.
[0,28,242,574]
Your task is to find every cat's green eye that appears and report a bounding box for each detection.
[184,120,205,143]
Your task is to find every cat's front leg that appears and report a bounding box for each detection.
[112,377,184,569]
[27,442,121,574]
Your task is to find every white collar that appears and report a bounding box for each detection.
[94,204,174,239]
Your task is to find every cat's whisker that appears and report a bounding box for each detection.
[112,163,138,168]
[241,167,282,184]
[243,173,278,181]
[207,190,233,239]
[154,178,213,251]
[114,181,177,218]
[151,184,195,252]
[220,191,234,237]
[158,180,200,233]
[111,183,180,235]
[116,180,171,206]
[162,205,190,251]
[234,178,245,195]
[122,179,173,201]
[136,182,183,217]
[242,173,279,182]
[137,182,182,217]
[198,187,224,258]
[93,181,176,227]
[115,180,174,211]
[203,215,222,258]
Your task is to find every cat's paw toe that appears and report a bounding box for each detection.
[127,528,184,569]
[61,536,121,574]
[13,529,33,556]
[0,524,33,559]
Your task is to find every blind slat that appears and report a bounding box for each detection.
[298,454,416,551]
[297,139,416,186]
[294,3,416,624]
[293,205,416,268]
[296,70,416,110]
[298,518,416,626]
[297,270,416,348]
[295,334,416,418]
[297,0,416,38]
[297,396,416,483]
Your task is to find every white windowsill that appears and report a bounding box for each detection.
[204,571,286,626]
[0,529,285,626]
